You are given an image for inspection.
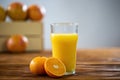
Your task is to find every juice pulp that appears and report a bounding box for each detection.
[51,33,78,72]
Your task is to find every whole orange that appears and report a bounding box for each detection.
[7,2,27,21]
[6,34,28,52]
[27,5,46,21]
[0,5,6,21]
[29,56,48,75]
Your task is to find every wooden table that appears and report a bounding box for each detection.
[0,48,120,80]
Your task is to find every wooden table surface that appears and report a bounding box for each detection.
[1,48,120,80]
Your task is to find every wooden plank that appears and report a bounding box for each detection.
[0,37,43,51]
[27,37,43,51]
[0,22,43,35]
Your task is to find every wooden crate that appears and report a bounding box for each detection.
[0,22,43,52]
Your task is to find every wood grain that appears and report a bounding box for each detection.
[0,48,120,79]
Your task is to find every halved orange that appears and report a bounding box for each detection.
[29,56,47,75]
[44,57,66,77]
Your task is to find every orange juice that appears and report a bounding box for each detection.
[51,33,78,73]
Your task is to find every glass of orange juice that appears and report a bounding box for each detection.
[50,23,78,75]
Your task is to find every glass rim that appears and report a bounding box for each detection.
[50,22,79,27]
[50,22,79,33]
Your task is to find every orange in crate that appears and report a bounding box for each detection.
[44,57,66,77]
[6,34,28,52]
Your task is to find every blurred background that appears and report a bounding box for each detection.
[0,0,120,50]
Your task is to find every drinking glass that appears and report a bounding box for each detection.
[50,22,78,75]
